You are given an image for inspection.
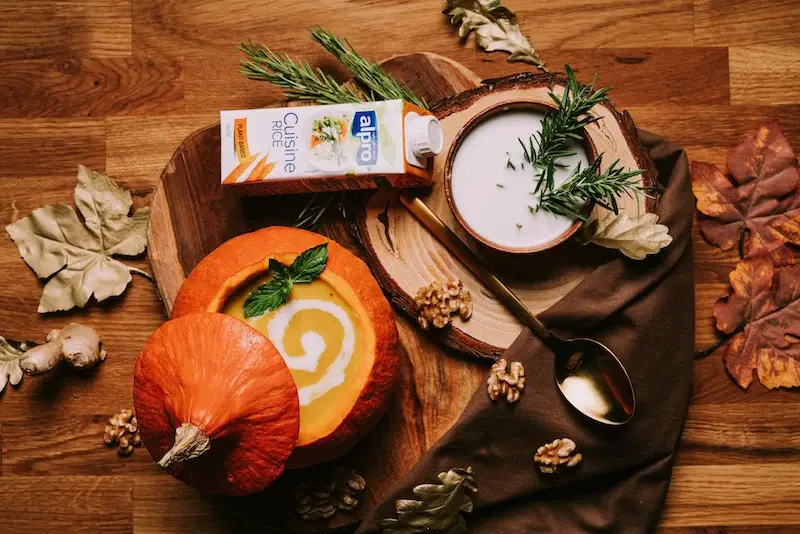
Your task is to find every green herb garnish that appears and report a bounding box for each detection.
[309,27,427,109]
[536,158,646,221]
[239,28,428,229]
[238,42,364,105]
[525,64,611,197]
[496,183,505,188]
[243,243,329,317]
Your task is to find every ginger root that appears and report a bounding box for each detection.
[19,323,106,375]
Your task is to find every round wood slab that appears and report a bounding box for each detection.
[353,73,658,359]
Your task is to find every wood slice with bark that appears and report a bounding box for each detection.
[353,72,658,359]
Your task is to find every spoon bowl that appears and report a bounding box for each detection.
[553,338,635,425]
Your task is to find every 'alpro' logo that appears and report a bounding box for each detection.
[352,110,378,166]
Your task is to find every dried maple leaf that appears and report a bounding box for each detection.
[6,166,149,313]
[691,121,800,259]
[714,251,800,389]
[0,338,36,394]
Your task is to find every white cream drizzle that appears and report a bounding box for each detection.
[254,299,356,406]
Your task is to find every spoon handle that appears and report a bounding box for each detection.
[399,192,554,344]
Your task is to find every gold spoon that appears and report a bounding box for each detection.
[399,192,635,425]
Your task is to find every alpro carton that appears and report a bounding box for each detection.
[220,99,443,195]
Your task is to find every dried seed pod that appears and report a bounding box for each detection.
[534,438,583,474]
[295,466,367,521]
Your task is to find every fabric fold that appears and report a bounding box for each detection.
[356,131,695,533]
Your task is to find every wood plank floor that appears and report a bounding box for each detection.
[1,0,799,531]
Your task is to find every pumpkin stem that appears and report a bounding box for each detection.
[157,422,211,469]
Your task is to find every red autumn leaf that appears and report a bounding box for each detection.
[714,251,800,389]
[691,121,800,259]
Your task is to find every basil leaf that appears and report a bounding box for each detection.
[242,243,328,317]
[289,243,328,283]
[243,278,292,318]
[268,257,290,281]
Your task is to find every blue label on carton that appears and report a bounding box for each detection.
[352,110,378,166]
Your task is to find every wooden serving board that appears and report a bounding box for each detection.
[147,53,487,533]
[146,53,655,531]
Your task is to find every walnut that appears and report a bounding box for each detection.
[295,466,367,521]
[534,438,583,474]
[415,279,472,330]
[487,358,525,403]
[104,408,143,456]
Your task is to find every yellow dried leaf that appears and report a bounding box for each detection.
[583,212,672,260]
[5,166,149,313]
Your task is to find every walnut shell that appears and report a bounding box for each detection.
[487,358,525,403]
[415,279,473,330]
[534,438,583,474]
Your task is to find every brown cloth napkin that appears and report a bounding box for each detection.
[355,131,694,533]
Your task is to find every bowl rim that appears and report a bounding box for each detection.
[443,99,598,255]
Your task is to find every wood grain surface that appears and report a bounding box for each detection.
[1,1,800,532]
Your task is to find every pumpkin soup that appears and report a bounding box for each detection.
[223,271,373,447]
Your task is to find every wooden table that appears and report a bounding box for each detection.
[1,1,799,531]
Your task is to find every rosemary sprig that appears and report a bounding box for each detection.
[238,41,365,105]
[239,29,428,229]
[524,64,611,195]
[293,191,345,229]
[537,158,646,221]
[309,27,428,110]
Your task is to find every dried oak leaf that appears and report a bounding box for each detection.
[691,121,800,259]
[443,0,545,70]
[583,212,673,260]
[378,467,477,534]
[6,166,149,313]
[714,251,800,389]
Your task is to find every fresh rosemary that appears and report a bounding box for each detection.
[536,158,646,221]
[239,28,427,229]
[309,27,427,109]
[520,64,611,196]
[292,191,345,230]
[238,42,364,105]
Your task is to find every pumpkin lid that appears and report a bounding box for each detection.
[134,312,300,496]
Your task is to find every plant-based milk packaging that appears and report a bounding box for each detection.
[220,100,443,195]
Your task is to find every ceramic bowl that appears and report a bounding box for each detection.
[443,101,597,255]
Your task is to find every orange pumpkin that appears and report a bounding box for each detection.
[171,226,401,468]
[133,313,300,495]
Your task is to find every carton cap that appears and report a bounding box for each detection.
[408,114,443,159]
